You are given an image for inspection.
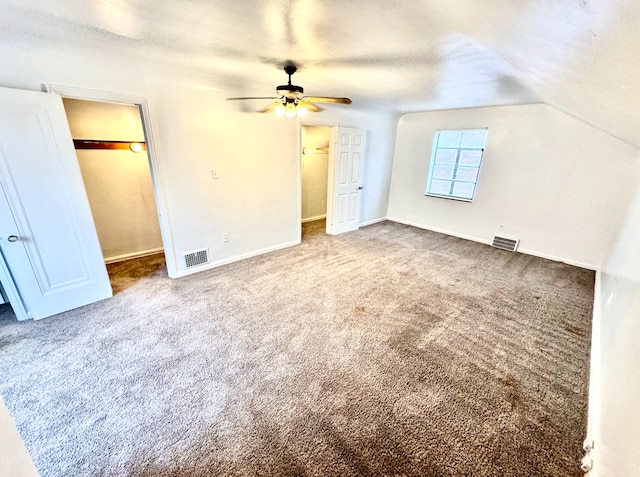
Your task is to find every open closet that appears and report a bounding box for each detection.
[301,125,331,237]
[62,99,163,264]
[0,87,167,321]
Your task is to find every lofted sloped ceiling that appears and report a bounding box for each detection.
[1,0,639,147]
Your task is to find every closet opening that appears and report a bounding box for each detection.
[301,124,332,240]
[62,98,166,293]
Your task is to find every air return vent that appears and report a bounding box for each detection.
[491,235,519,252]
[184,248,209,268]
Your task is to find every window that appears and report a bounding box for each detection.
[425,129,487,202]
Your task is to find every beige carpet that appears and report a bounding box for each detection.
[0,221,593,476]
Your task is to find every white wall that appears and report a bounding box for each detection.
[0,47,297,277]
[594,167,640,476]
[0,396,38,476]
[63,99,163,262]
[0,46,396,277]
[302,109,398,227]
[387,104,640,269]
[138,83,301,277]
[301,125,330,222]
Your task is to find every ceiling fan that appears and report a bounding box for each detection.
[226,63,352,117]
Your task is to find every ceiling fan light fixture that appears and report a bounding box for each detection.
[226,62,351,116]
[275,101,307,118]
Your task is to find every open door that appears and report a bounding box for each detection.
[0,87,112,320]
[326,126,366,235]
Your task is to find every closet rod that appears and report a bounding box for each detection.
[73,139,147,152]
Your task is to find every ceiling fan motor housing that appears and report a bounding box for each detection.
[277,84,304,100]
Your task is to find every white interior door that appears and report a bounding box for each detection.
[326,126,366,235]
[0,87,112,320]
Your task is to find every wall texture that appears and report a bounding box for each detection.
[595,167,640,476]
[387,104,640,269]
[63,99,163,262]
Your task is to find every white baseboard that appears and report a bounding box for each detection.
[517,247,597,271]
[360,217,387,227]
[386,217,597,270]
[301,215,326,223]
[386,217,493,246]
[583,269,602,476]
[171,239,301,278]
[104,247,164,264]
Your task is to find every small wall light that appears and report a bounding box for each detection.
[301,146,329,155]
[129,142,144,153]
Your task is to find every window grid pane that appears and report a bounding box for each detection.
[426,129,486,202]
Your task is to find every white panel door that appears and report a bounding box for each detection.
[326,127,366,235]
[0,87,112,320]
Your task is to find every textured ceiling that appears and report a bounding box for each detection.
[1,0,639,146]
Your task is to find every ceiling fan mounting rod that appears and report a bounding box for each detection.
[277,63,304,97]
[284,64,297,85]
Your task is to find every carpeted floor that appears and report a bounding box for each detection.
[0,221,594,476]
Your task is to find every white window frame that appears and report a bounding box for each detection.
[425,128,487,202]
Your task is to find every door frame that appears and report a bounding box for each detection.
[44,84,177,277]
[299,122,333,231]
[301,120,361,236]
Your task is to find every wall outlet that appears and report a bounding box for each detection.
[498,224,504,231]
[223,232,229,242]
[212,170,219,179]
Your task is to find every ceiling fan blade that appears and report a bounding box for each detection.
[304,96,352,104]
[257,101,282,113]
[226,96,280,101]
[299,101,324,112]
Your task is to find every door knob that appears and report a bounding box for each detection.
[358,186,364,190]
[7,235,18,242]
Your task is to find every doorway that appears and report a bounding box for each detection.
[62,98,166,293]
[46,84,176,279]
[301,125,331,240]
